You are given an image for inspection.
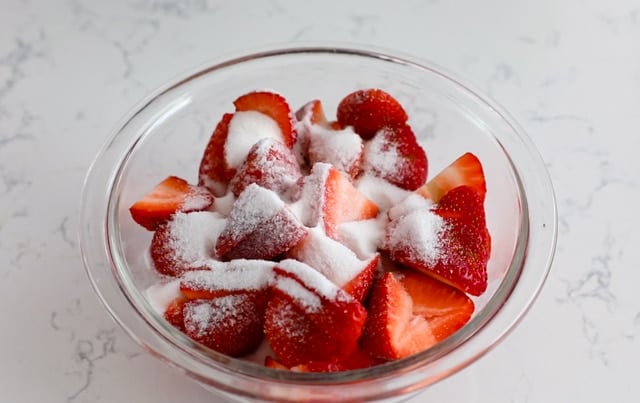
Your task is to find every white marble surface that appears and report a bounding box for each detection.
[1,0,638,402]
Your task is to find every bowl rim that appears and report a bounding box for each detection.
[80,42,557,399]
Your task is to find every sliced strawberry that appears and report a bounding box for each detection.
[228,137,302,200]
[362,124,428,191]
[129,176,214,231]
[264,294,342,367]
[299,163,379,239]
[150,211,226,277]
[179,260,274,300]
[336,88,408,139]
[233,90,297,148]
[361,272,437,360]
[163,296,187,331]
[307,125,363,179]
[269,260,368,361]
[182,291,268,357]
[385,186,490,296]
[396,269,474,341]
[215,184,307,261]
[295,99,329,127]
[198,113,235,196]
[416,152,486,202]
[287,227,378,302]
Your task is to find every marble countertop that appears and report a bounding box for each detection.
[1,1,638,402]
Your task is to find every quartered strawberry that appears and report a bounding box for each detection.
[163,296,187,331]
[287,227,378,302]
[198,113,235,196]
[299,163,379,239]
[233,90,297,148]
[129,176,214,231]
[179,260,274,300]
[336,88,408,139]
[295,99,330,127]
[362,124,428,191]
[361,272,437,360]
[228,137,302,200]
[215,184,307,261]
[307,125,363,179]
[266,260,368,365]
[385,186,490,296]
[150,211,226,277]
[416,152,486,202]
[182,291,268,357]
[396,269,475,341]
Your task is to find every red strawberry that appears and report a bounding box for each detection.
[287,227,378,302]
[150,211,226,277]
[396,269,475,341]
[129,176,214,231]
[384,186,490,296]
[336,88,408,139]
[182,291,268,357]
[264,350,376,372]
[179,260,274,300]
[295,99,330,127]
[300,163,379,239]
[233,90,297,148]
[228,137,302,200]
[362,124,428,191]
[198,113,235,196]
[215,184,307,261]
[361,272,437,360]
[307,126,363,179]
[268,260,368,363]
[163,296,187,331]
[416,152,486,202]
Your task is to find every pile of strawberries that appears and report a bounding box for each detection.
[129,88,491,372]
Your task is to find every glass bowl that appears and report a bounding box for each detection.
[80,45,557,402]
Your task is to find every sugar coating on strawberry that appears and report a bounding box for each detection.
[307,125,363,178]
[130,175,215,231]
[336,218,386,260]
[287,226,378,290]
[362,124,428,191]
[145,279,182,316]
[336,88,408,139]
[228,137,302,200]
[215,184,307,260]
[224,111,286,170]
[150,211,227,276]
[179,260,275,299]
[233,90,297,148]
[183,293,267,357]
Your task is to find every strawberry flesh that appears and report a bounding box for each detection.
[130,175,214,231]
[198,113,235,196]
[416,152,486,202]
[233,91,297,148]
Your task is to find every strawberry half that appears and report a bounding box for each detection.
[198,113,235,196]
[396,269,474,341]
[266,260,368,365]
[182,291,268,357]
[362,124,428,191]
[336,88,408,139]
[150,211,226,277]
[385,186,490,296]
[228,137,302,200]
[361,272,437,360]
[416,152,486,202]
[233,90,297,148]
[129,176,214,231]
[215,184,307,261]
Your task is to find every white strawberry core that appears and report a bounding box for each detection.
[225,111,285,169]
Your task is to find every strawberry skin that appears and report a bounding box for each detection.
[163,296,187,331]
[363,124,428,191]
[182,292,268,357]
[233,91,297,148]
[361,272,437,360]
[198,113,235,196]
[129,176,214,231]
[416,152,486,202]
[336,88,408,139]
[396,269,474,341]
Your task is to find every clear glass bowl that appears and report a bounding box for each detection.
[80,45,557,402]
